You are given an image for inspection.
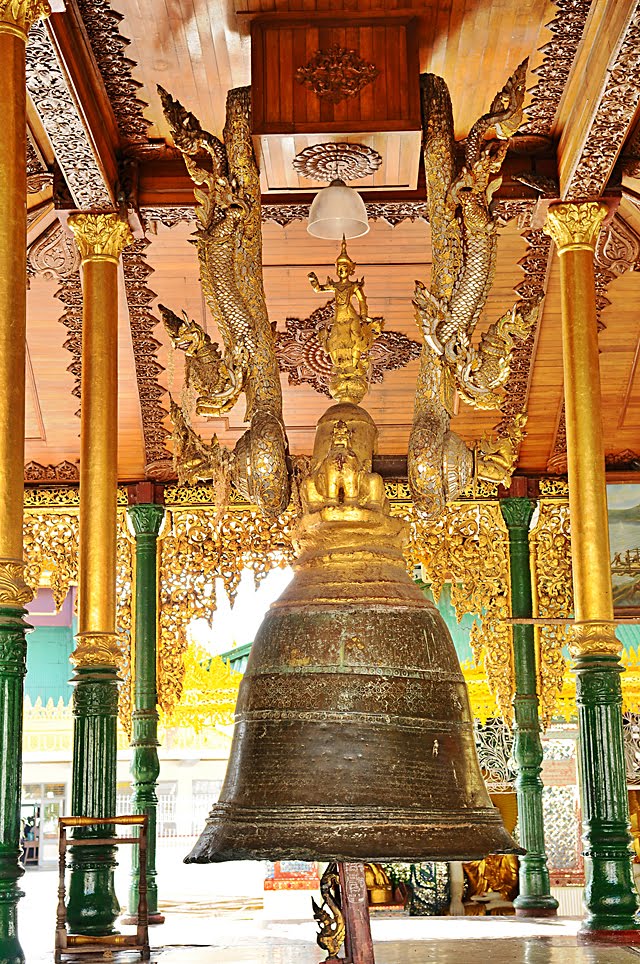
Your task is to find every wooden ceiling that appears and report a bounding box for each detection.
[22,0,640,482]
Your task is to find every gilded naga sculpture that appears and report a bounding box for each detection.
[308,239,382,403]
[409,59,537,520]
[157,85,290,518]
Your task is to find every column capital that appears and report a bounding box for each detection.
[543,201,607,255]
[500,497,536,532]
[71,631,121,669]
[127,504,165,538]
[0,0,49,40]
[68,212,133,264]
[570,619,621,658]
[0,559,32,608]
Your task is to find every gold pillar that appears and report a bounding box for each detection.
[0,0,50,599]
[66,213,132,936]
[67,214,133,663]
[544,201,639,933]
[544,202,613,646]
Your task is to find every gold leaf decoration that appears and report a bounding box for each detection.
[158,643,242,732]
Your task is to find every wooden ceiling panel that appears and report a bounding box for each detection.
[23,269,146,478]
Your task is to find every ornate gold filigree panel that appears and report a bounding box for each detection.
[529,497,572,728]
[22,505,134,733]
[407,500,514,721]
[158,505,298,719]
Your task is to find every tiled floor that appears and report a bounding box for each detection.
[20,843,640,962]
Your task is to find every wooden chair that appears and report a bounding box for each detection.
[54,815,150,962]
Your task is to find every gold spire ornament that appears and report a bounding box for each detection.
[308,238,382,404]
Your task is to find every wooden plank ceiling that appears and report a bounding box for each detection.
[22,0,640,480]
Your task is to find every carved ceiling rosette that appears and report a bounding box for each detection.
[296,44,379,104]
[275,301,421,397]
[293,142,382,182]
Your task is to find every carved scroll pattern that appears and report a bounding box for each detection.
[529,497,572,728]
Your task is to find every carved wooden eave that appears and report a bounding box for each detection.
[556,0,640,199]
[26,17,114,208]
[120,239,173,480]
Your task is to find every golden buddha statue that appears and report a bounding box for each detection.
[364,864,394,905]
[308,238,382,404]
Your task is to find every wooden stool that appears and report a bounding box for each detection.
[54,815,150,962]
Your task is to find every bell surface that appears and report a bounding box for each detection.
[186,403,522,864]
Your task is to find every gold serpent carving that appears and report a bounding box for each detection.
[529,498,572,728]
[312,863,346,959]
[158,86,290,519]
[0,0,50,37]
[67,213,133,263]
[407,500,514,722]
[409,62,535,521]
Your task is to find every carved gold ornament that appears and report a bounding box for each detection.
[570,621,621,659]
[544,202,608,254]
[296,45,379,104]
[0,559,33,607]
[275,301,420,398]
[407,499,515,721]
[159,644,242,732]
[67,212,133,263]
[0,0,49,38]
[529,497,572,728]
[70,632,121,668]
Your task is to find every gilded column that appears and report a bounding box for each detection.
[66,213,132,935]
[500,497,557,917]
[0,2,50,962]
[126,502,165,924]
[544,202,639,934]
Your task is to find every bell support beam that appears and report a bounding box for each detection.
[66,212,133,936]
[0,3,50,962]
[500,497,558,918]
[125,493,165,925]
[544,201,640,937]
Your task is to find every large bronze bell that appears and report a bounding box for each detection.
[186,403,522,863]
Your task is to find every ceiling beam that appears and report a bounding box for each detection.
[557,0,640,199]
[136,151,557,211]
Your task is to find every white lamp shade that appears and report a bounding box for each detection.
[307,179,369,240]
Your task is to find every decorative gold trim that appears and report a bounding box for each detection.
[0,559,33,607]
[70,631,121,668]
[0,0,49,39]
[67,213,133,263]
[543,202,607,254]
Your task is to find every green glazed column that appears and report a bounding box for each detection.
[126,503,165,924]
[500,497,558,917]
[545,202,639,934]
[0,2,50,961]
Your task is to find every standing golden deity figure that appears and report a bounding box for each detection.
[308,238,382,404]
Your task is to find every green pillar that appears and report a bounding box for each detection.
[67,669,120,935]
[500,497,558,917]
[0,604,30,964]
[575,655,638,930]
[126,502,165,924]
